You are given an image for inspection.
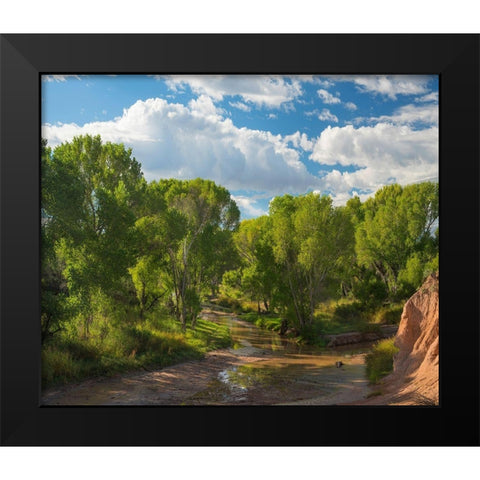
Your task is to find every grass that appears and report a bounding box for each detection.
[366,390,384,398]
[210,295,405,350]
[212,295,250,313]
[365,337,399,383]
[371,304,403,325]
[239,312,325,347]
[314,299,368,334]
[240,312,284,332]
[235,298,370,333]
[41,313,231,389]
[314,298,403,335]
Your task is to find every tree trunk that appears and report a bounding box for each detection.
[373,261,389,287]
[168,249,181,322]
[83,315,92,339]
[139,281,146,319]
[263,298,269,312]
[41,314,51,344]
[287,267,304,328]
[179,239,189,330]
[308,272,315,325]
[191,309,198,329]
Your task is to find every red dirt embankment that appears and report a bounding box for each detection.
[359,273,439,405]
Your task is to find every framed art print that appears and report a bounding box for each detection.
[1,34,479,446]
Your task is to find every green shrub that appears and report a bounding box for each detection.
[297,324,317,344]
[42,347,80,386]
[333,301,366,321]
[241,312,259,323]
[424,256,438,278]
[398,252,425,296]
[352,272,388,307]
[373,304,403,324]
[189,318,231,351]
[357,322,382,334]
[240,312,284,333]
[313,299,404,338]
[215,296,243,312]
[365,337,399,383]
[42,313,232,389]
[60,338,100,361]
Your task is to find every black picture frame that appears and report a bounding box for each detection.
[1,34,478,446]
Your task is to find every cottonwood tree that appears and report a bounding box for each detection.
[355,182,438,297]
[129,211,186,319]
[269,193,354,328]
[141,178,240,329]
[232,216,277,312]
[41,135,144,336]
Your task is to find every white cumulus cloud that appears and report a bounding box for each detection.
[310,123,438,199]
[357,103,438,126]
[322,75,432,100]
[316,79,335,88]
[318,109,339,123]
[317,89,341,104]
[229,101,251,112]
[353,76,430,99]
[42,96,319,197]
[42,75,82,82]
[415,91,439,103]
[284,131,314,152]
[162,75,303,109]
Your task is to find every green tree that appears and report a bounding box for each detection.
[143,178,240,329]
[41,135,145,336]
[232,216,277,312]
[355,182,438,297]
[269,193,354,328]
[128,212,185,318]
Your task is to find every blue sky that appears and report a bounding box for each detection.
[42,74,438,220]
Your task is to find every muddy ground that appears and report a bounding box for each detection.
[42,347,371,406]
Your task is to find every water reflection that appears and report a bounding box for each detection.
[190,314,372,405]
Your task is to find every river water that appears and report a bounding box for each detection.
[187,313,374,405]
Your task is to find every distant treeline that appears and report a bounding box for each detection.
[222,180,438,329]
[42,134,438,343]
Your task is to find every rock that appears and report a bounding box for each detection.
[358,272,439,405]
[390,272,439,404]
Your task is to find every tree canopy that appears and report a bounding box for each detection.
[41,135,240,339]
[42,134,438,342]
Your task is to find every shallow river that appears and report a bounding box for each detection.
[188,313,374,405]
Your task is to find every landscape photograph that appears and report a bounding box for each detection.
[40,74,439,406]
